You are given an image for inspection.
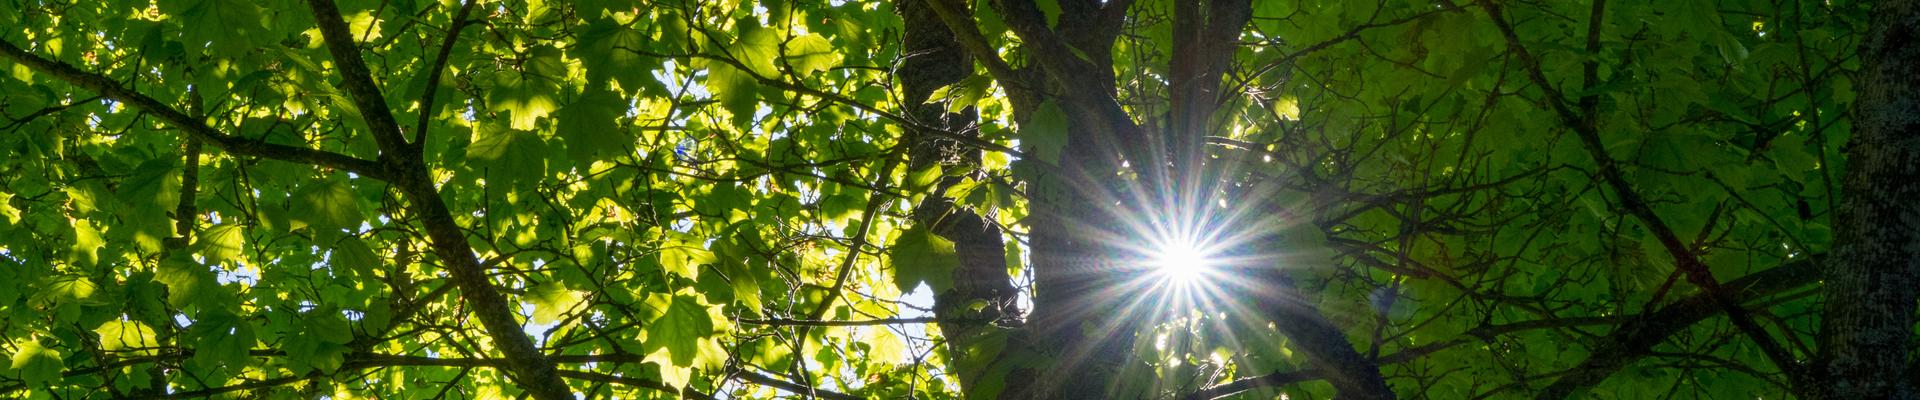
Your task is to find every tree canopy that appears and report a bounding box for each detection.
[2,0,1915,398]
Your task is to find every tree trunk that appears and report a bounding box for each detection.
[1813,0,1920,398]
[893,0,1026,396]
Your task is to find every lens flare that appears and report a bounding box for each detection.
[1150,240,1213,284]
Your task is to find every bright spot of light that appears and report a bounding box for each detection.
[1149,239,1215,285]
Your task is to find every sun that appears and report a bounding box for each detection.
[1149,240,1215,284]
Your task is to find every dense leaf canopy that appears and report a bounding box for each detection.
[0,0,1907,398]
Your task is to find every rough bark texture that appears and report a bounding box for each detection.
[1021,174,1135,400]
[951,1,1143,398]
[1167,0,1252,196]
[894,0,1023,394]
[1813,0,1920,398]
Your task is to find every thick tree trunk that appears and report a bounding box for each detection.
[1813,0,1920,398]
[1020,158,1137,399]
[893,0,1025,396]
[897,1,1018,323]
[916,1,1398,398]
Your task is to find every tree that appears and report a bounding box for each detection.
[0,0,1910,398]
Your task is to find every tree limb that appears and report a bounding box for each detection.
[302,1,574,398]
[738,317,940,326]
[306,0,414,154]
[1536,256,1822,399]
[1194,257,1823,400]
[411,0,480,147]
[0,39,389,180]
[1476,0,1808,390]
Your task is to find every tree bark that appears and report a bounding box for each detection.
[894,0,1024,395]
[1812,0,1920,398]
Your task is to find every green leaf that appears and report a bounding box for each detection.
[733,24,783,77]
[890,226,960,293]
[189,312,255,371]
[469,123,549,186]
[576,18,661,95]
[526,45,568,81]
[94,320,159,353]
[864,327,905,365]
[344,10,384,42]
[656,360,693,390]
[643,294,721,369]
[161,0,265,54]
[0,192,20,225]
[572,0,623,18]
[33,275,101,308]
[154,255,211,307]
[817,186,866,224]
[309,309,356,345]
[71,219,105,266]
[907,165,943,193]
[9,340,64,387]
[693,183,752,221]
[1035,0,1062,27]
[657,234,713,280]
[730,267,763,315]
[1004,238,1024,278]
[555,89,632,164]
[1272,96,1301,121]
[937,75,993,113]
[282,329,346,374]
[490,70,561,130]
[360,300,393,333]
[528,281,583,325]
[119,157,181,212]
[281,309,352,374]
[783,33,841,76]
[1019,101,1069,164]
[197,223,246,265]
[332,236,381,279]
[953,328,1014,399]
[701,59,761,123]
[469,122,519,161]
[293,175,363,233]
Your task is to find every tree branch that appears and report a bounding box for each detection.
[411,0,480,147]
[1245,266,1394,400]
[738,317,939,326]
[302,1,573,398]
[921,0,1025,92]
[1536,256,1822,399]
[1184,369,1320,400]
[732,368,862,400]
[1167,0,1253,201]
[556,370,716,400]
[1477,0,1807,389]
[790,149,903,391]
[0,39,389,180]
[1194,257,1824,400]
[306,0,413,154]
